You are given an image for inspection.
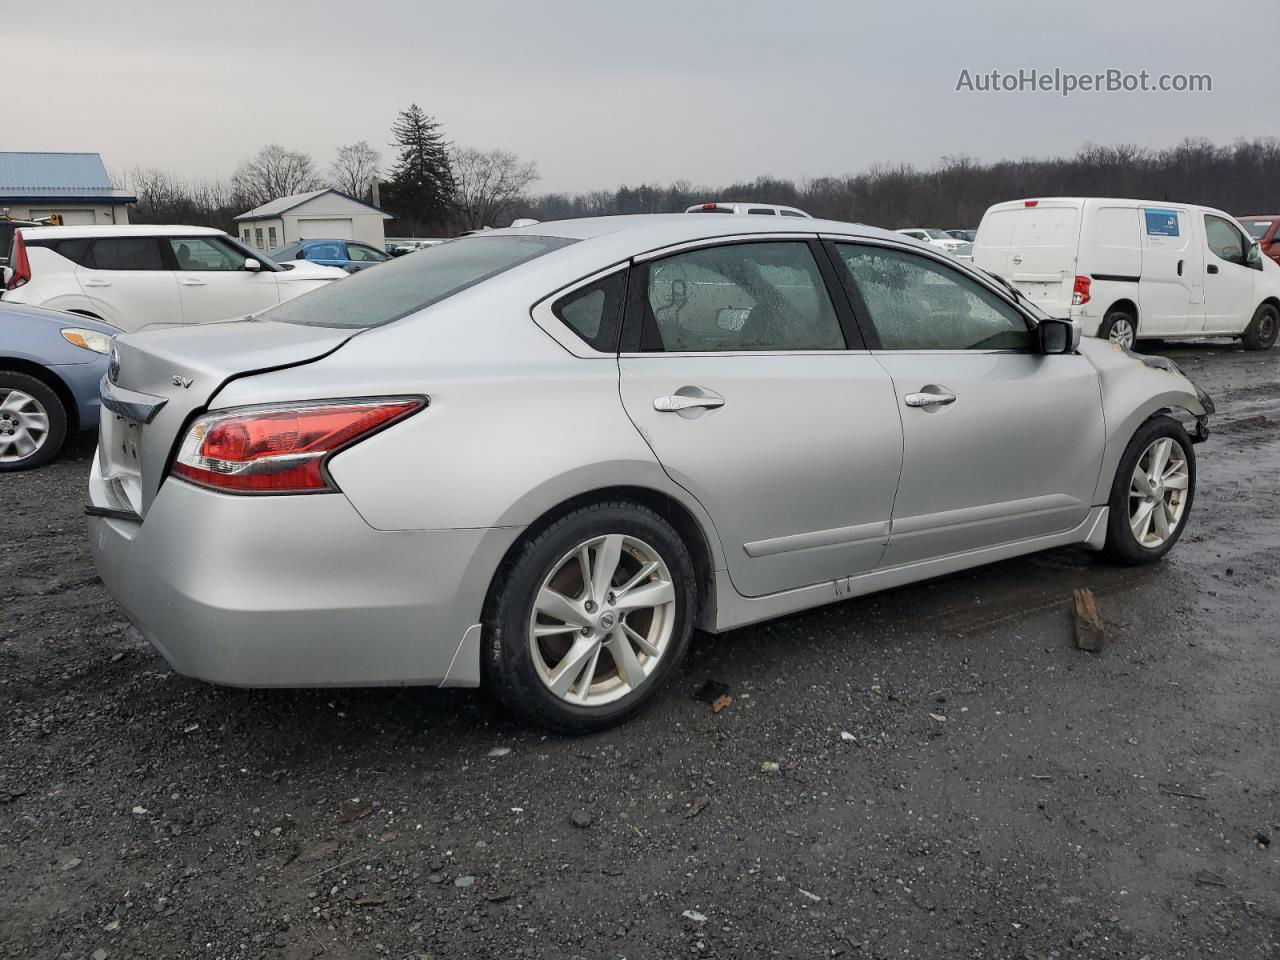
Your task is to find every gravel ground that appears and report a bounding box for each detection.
[2,342,1278,960]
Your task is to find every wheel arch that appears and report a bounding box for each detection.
[1104,298,1139,326]
[0,357,79,432]
[484,484,722,633]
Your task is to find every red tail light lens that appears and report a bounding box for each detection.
[1024,200,1039,208]
[6,232,31,290]
[171,398,423,494]
[1072,275,1092,306]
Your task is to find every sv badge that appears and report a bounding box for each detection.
[172,375,193,389]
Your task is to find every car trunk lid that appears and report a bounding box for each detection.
[97,317,357,516]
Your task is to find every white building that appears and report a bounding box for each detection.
[234,189,393,252]
[0,151,134,225]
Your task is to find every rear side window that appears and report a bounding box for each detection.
[747,208,777,216]
[266,234,576,329]
[553,270,628,352]
[636,242,845,352]
[780,210,807,218]
[88,237,166,271]
[53,237,94,265]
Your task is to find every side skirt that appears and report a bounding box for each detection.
[712,507,1109,633]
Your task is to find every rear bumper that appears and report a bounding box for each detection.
[87,456,521,687]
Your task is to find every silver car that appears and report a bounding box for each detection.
[88,215,1213,732]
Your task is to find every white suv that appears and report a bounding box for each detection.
[2,226,346,333]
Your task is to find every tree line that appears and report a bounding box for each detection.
[122,104,540,238]
[521,137,1280,228]
[124,134,1280,239]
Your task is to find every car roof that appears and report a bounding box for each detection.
[19,224,227,239]
[487,213,885,245]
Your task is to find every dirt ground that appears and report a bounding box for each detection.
[2,341,1278,960]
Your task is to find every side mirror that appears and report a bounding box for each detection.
[1039,317,1078,354]
[244,258,262,272]
[1247,241,1264,270]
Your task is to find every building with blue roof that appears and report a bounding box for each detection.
[0,152,136,225]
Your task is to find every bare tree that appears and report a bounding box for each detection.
[450,147,539,229]
[330,141,381,202]
[232,144,323,207]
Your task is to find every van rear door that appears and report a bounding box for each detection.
[1137,207,1202,334]
[1005,203,1079,316]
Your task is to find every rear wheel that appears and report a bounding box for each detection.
[1102,416,1195,565]
[1099,309,1137,348]
[1242,303,1278,351]
[483,502,696,733]
[0,372,66,472]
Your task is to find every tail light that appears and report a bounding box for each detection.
[1072,275,1092,306]
[171,398,424,494]
[5,232,31,290]
[1024,200,1040,208]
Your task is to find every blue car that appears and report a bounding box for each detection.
[266,238,390,273]
[0,302,117,470]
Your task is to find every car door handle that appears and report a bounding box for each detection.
[1207,264,1219,274]
[1011,255,1023,265]
[181,278,208,286]
[904,391,957,408]
[82,279,111,287]
[1177,259,1183,276]
[653,394,725,412]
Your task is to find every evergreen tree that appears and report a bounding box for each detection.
[386,104,453,229]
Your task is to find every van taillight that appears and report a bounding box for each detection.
[171,398,424,494]
[5,232,31,290]
[1072,275,1091,306]
[1024,200,1039,208]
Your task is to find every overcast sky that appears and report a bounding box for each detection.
[9,0,1275,194]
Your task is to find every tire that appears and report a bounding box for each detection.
[1242,302,1279,351]
[1102,415,1196,565]
[0,371,67,472]
[1098,308,1138,348]
[483,501,697,734]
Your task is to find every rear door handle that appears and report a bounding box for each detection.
[904,391,957,408]
[181,278,208,286]
[654,394,725,412]
[82,279,111,288]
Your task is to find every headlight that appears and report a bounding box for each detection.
[61,328,113,355]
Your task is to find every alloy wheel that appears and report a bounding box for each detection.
[0,389,50,464]
[1129,437,1189,548]
[1107,317,1136,348]
[528,534,676,706]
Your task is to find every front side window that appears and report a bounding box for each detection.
[88,237,166,271]
[168,236,246,271]
[638,242,845,353]
[836,243,1032,351]
[346,242,389,263]
[1204,214,1248,265]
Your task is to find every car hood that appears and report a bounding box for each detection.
[1,300,122,335]
[276,261,348,281]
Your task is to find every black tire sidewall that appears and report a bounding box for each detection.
[1100,310,1137,345]
[1104,416,1196,564]
[484,503,697,733]
[1243,304,1279,351]
[0,372,68,472]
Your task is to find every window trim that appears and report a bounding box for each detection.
[530,262,631,358]
[820,235,1039,353]
[619,236,860,355]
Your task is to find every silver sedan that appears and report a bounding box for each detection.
[88,215,1213,732]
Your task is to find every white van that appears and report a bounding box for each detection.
[972,198,1280,350]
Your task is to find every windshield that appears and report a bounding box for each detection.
[262,234,576,329]
[1240,219,1272,239]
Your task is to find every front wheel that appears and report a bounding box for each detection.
[1102,416,1196,565]
[0,372,67,472]
[483,502,697,733]
[1242,303,1278,351]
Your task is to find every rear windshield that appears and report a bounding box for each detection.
[1241,219,1273,239]
[263,234,576,329]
